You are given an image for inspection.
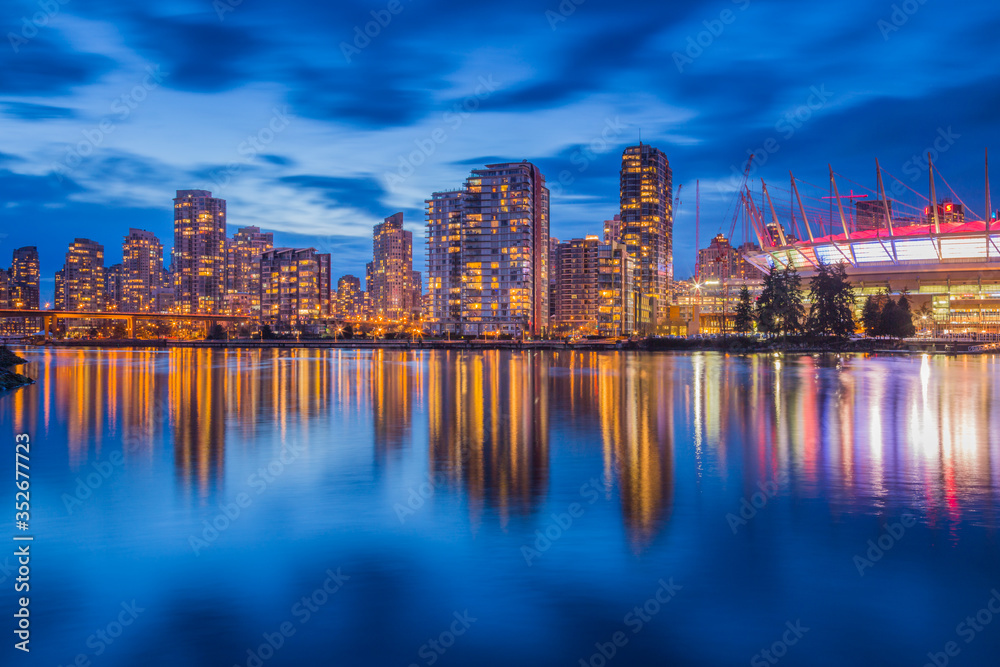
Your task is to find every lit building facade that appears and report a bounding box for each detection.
[56,238,105,312]
[335,274,366,321]
[458,162,550,336]
[367,212,417,323]
[122,228,164,313]
[425,191,464,334]
[173,189,226,314]
[260,247,331,330]
[9,246,40,310]
[226,225,273,317]
[619,144,672,331]
[553,236,603,334]
[696,234,766,283]
[105,263,125,311]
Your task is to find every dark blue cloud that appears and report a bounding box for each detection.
[0,36,114,94]
[2,101,77,120]
[279,174,391,218]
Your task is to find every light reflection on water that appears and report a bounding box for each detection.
[2,348,999,666]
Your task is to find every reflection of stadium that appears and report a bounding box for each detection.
[737,158,1000,333]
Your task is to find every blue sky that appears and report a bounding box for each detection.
[3,0,1000,303]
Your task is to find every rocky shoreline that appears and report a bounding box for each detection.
[0,347,33,392]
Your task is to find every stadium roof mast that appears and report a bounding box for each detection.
[789,172,815,243]
[986,148,992,261]
[875,159,899,263]
[928,153,943,260]
[829,165,857,265]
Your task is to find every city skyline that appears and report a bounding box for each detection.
[5,0,1000,304]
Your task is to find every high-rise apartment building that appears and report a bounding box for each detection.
[260,247,330,330]
[105,263,125,311]
[553,236,603,334]
[855,199,891,232]
[367,213,417,322]
[56,238,105,311]
[225,225,273,317]
[427,162,549,337]
[122,229,164,313]
[619,144,672,331]
[173,189,227,314]
[696,235,766,283]
[425,191,464,334]
[9,246,40,310]
[603,214,622,244]
[0,267,9,309]
[597,242,640,337]
[335,275,366,321]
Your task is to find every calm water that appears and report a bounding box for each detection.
[2,348,1000,666]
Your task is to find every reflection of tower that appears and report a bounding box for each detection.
[598,353,674,550]
[170,349,226,500]
[426,350,549,525]
[370,349,418,457]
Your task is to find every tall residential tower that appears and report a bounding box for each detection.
[619,144,672,330]
[173,189,227,314]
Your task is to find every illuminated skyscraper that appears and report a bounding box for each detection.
[335,274,365,320]
[173,189,226,314]
[105,263,125,311]
[553,236,603,334]
[425,191,464,334]
[260,247,330,330]
[9,246,39,310]
[427,162,549,336]
[619,144,672,330]
[367,212,417,322]
[57,238,105,311]
[122,228,164,313]
[225,226,273,318]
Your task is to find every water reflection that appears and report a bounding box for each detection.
[2,348,999,541]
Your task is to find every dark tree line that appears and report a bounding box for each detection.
[861,290,917,339]
[731,260,916,339]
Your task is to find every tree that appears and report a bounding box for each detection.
[861,294,883,337]
[806,262,856,337]
[111,323,128,339]
[894,290,917,338]
[915,302,934,333]
[876,289,898,337]
[261,325,276,340]
[734,285,755,335]
[206,324,226,340]
[756,266,779,335]
[756,263,804,336]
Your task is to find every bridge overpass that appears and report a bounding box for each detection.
[0,309,249,339]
